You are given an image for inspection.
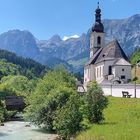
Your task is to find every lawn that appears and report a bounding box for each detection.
[75,97,140,140]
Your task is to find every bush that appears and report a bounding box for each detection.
[0,100,4,123]
[25,68,109,139]
[25,66,77,132]
[53,93,82,139]
[86,81,108,123]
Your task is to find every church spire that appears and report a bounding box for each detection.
[92,2,104,32]
[95,2,101,22]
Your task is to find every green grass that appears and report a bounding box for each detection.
[75,97,140,140]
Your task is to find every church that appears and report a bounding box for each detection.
[84,3,131,87]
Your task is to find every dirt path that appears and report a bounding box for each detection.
[0,121,58,140]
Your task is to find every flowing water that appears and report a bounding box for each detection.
[0,121,57,140]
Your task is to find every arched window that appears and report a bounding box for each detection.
[97,36,101,45]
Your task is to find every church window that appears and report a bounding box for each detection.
[97,36,101,45]
[121,75,125,79]
[108,66,112,75]
[100,67,102,77]
[97,68,98,78]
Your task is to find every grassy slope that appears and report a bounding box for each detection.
[131,66,140,83]
[68,58,88,72]
[76,97,140,140]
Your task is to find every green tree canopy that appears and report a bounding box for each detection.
[0,75,36,98]
[86,81,108,123]
[25,66,77,131]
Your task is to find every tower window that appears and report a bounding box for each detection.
[97,36,101,45]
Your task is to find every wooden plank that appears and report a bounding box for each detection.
[5,96,25,111]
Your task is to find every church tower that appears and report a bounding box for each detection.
[90,2,105,58]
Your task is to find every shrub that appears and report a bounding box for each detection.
[86,81,108,123]
[53,93,82,139]
[25,66,77,132]
[0,100,4,123]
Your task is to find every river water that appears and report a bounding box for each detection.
[0,121,57,140]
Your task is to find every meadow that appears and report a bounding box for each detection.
[75,97,140,140]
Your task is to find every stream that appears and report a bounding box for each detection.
[0,121,57,140]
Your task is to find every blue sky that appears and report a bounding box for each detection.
[0,0,139,39]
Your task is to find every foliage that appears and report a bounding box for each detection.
[75,97,140,140]
[25,66,77,132]
[0,100,4,123]
[130,48,140,66]
[0,49,47,79]
[86,81,108,123]
[0,59,21,79]
[130,48,140,83]
[0,75,35,97]
[25,68,110,139]
[0,49,47,122]
[4,110,17,121]
[131,66,140,84]
[53,93,82,139]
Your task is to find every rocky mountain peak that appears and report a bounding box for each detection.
[49,34,62,42]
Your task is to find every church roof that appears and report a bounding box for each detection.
[92,22,104,33]
[85,39,129,66]
[85,47,103,66]
[113,58,131,66]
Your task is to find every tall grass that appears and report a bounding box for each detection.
[75,97,140,140]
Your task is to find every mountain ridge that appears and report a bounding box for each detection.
[0,14,139,72]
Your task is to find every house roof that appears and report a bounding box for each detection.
[85,39,129,66]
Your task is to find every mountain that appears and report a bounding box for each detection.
[0,30,39,59]
[104,14,140,54]
[38,33,88,61]
[0,14,139,73]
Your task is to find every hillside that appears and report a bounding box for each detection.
[0,49,47,79]
[130,48,140,83]
[76,97,140,140]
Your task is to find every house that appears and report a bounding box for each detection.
[84,3,131,87]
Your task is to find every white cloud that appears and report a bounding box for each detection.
[63,34,79,41]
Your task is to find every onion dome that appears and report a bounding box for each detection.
[92,2,104,32]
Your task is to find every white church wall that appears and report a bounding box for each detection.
[84,65,96,87]
[103,60,114,76]
[114,65,131,83]
[84,66,90,85]
[95,63,104,83]
[101,84,140,98]
[89,65,95,81]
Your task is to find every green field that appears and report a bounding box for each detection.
[75,97,140,140]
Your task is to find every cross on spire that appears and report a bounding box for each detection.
[95,2,101,22]
[97,2,100,8]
